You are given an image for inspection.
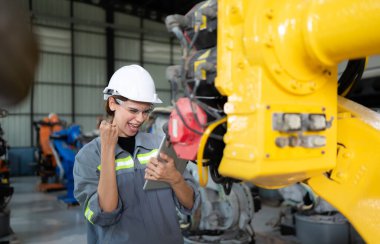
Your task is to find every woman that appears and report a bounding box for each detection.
[74,65,200,244]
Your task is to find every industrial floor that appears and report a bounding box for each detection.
[2,176,86,244]
[1,176,298,244]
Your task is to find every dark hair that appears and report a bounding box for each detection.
[104,95,128,117]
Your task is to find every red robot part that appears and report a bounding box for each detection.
[168,98,207,160]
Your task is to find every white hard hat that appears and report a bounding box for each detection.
[103,65,162,103]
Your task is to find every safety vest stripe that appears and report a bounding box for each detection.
[96,150,158,169]
[138,149,158,165]
[85,204,94,224]
[115,156,132,163]
[115,159,134,170]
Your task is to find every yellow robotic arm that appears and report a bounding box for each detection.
[308,97,380,243]
[215,0,380,242]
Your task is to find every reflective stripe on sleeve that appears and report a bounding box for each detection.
[97,156,134,171]
[137,149,158,165]
[85,203,94,224]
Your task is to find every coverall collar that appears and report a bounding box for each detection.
[114,131,156,157]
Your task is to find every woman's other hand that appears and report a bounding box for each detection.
[144,152,181,186]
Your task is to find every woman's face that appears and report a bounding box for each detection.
[109,97,152,137]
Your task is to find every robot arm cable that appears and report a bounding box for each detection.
[197,117,227,187]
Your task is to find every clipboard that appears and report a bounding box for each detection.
[143,135,188,190]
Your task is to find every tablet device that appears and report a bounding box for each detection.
[143,135,188,190]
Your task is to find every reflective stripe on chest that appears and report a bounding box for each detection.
[137,149,158,165]
[97,149,158,170]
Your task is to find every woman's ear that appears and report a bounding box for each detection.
[108,97,117,111]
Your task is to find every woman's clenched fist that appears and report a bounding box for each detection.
[99,119,118,149]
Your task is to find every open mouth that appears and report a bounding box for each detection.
[127,122,140,131]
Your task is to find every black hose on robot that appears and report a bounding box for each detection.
[338,58,366,96]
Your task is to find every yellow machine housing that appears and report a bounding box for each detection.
[216,0,342,188]
[214,0,380,242]
[216,0,380,185]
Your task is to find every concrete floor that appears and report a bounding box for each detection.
[2,176,299,244]
[252,204,300,244]
[3,176,86,244]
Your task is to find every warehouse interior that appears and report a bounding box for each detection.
[0,0,379,243]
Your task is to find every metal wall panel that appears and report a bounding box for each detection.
[155,91,171,107]
[75,87,104,115]
[74,57,107,85]
[71,2,106,134]
[144,64,169,89]
[75,32,106,57]
[6,2,178,147]
[143,19,169,41]
[73,2,105,33]
[115,37,140,61]
[32,0,69,16]
[144,35,170,43]
[75,116,102,134]
[33,84,72,114]
[114,12,140,38]
[144,64,170,106]
[2,93,32,115]
[143,40,170,64]
[36,53,72,83]
[32,0,70,28]
[34,26,71,54]
[143,19,166,32]
[33,114,72,126]
[1,116,31,147]
[114,61,138,71]
[33,17,71,28]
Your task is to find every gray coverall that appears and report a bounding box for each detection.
[73,132,200,244]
